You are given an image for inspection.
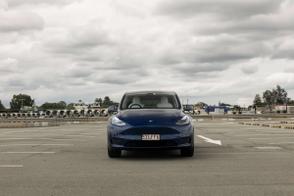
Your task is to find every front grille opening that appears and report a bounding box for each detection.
[125,140,177,148]
[121,127,179,135]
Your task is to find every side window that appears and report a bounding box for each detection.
[126,96,133,108]
[168,97,173,106]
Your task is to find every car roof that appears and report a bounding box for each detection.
[124,90,177,95]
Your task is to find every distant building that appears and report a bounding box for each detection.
[73,100,88,110]
[288,106,294,114]
[89,102,101,110]
[73,100,101,110]
[205,105,230,114]
[20,104,38,112]
[275,105,294,114]
[275,105,287,113]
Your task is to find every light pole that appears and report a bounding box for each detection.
[286,98,289,114]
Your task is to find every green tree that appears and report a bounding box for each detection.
[274,85,288,105]
[40,101,67,110]
[288,100,294,106]
[10,94,34,111]
[253,94,263,107]
[233,105,241,113]
[102,96,113,108]
[0,100,6,111]
[58,101,67,109]
[66,103,75,110]
[95,97,103,104]
[263,90,274,112]
[261,85,289,112]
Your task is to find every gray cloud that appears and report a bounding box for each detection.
[0,0,7,9]
[156,0,283,19]
[266,72,294,90]
[272,37,294,59]
[43,26,112,54]
[93,69,150,85]
[97,76,136,85]
[0,58,19,72]
[285,67,294,72]
[0,10,44,32]
[64,65,95,78]
[6,0,80,7]
[3,73,54,91]
[158,35,269,72]
[167,63,231,77]
[194,15,294,38]
[241,65,258,74]
[0,0,294,106]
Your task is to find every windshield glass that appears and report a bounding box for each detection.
[120,93,180,110]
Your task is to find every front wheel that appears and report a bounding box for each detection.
[181,146,194,157]
[108,146,121,158]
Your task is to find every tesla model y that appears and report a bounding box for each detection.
[107,91,194,157]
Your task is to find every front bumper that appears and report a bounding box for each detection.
[110,137,193,150]
[108,125,194,150]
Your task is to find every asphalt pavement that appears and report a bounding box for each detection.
[0,120,294,196]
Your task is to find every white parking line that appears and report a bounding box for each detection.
[0,165,23,168]
[0,144,73,147]
[1,152,56,154]
[197,135,222,145]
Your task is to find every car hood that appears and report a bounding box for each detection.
[117,109,185,126]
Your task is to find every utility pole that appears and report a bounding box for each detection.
[286,98,288,114]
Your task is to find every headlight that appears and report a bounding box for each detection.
[176,115,190,125]
[111,116,126,126]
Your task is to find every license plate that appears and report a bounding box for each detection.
[142,134,160,141]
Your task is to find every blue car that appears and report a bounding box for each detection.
[107,91,194,157]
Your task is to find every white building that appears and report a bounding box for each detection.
[73,100,101,110]
[275,105,294,114]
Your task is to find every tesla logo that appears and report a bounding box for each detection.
[148,120,153,123]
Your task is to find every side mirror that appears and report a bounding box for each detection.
[107,105,118,115]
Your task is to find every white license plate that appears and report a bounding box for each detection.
[142,134,160,141]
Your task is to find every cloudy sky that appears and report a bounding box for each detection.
[1,0,294,107]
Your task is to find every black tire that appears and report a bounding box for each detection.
[181,146,194,157]
[108,146,121,158]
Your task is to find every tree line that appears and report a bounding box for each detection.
[1,85,292,112]
[0,94,116,112]
[253,85,294,111]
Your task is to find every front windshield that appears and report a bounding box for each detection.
[120,93,180,110]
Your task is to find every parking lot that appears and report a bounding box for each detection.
[0,120,294,196]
